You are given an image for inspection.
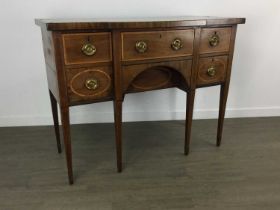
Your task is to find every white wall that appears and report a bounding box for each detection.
[0,0,279,126]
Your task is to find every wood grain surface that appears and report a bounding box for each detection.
[196,56,228,86]
[35,16,246,30]
[37,17,245,184]
[62,32,112,65]
[199,27,232,54]
[121,30,194,61]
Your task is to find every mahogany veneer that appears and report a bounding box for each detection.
[36,16,245,184]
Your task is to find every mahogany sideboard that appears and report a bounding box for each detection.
[36,17,245,184]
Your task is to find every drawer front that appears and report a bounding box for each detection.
[121,30,194,61]
[199,28,231,54]
[62,33,112,65]
[67,66,113,103]
[196,56,228,86]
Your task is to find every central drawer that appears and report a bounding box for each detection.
[121,30,194,61]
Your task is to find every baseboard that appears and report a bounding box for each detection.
[0,107,279,127]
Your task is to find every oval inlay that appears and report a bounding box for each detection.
[131,67,172,90]
[70,69,111,97]
[198,60,226,82]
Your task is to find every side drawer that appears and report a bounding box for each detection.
[66,66,113,103]
[196,56,228,86]
[121,30,194,61]
[199,28,232,54]
[62,32,112,65]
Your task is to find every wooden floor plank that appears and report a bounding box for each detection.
[0,117,279,210]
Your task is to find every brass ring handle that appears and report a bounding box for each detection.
[85,78,98,90]
[207,66,216,77]
[171,38,183,51]
[209,34,220,47]
[135,41,148,53]
[82,43,96,56]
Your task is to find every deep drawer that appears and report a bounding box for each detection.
[67,66,113,103]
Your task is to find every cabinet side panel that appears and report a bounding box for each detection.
[52,32,69,107]
[41,27,56,70]
[40,26,60,102]
[45,65,59,100]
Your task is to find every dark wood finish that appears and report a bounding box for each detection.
[196,56,228,86]
[52,32,74,184]
[66,66,113,103]
[217,84,227,146]
[199,27,232,54]
[41,27,56,70]
[185,90,196,155]
[190,28,202,90]
[185,27,201,153]
[36,17,245,184]
[62,32,112,65]
[49,90,62,153]
[217,25,238,146]
[114,100,123,172]
[46,65,60,102]
[112,30,124,172]
[122,60,192,92]
[35,17,245,30]
[60,106,73,184]
[112,30,123,101]
[41,25,60,101]
[121,30,194,61]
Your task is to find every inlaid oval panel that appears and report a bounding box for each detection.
[69,68,112,99]
[197,56,228,86]
[131,67,172,90]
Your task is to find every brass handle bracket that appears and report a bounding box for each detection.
[209,33,220,47]
[82,43,97,56]
[135,41,148,53]
[171,38,183,51]
[207,66,216,77]
[85,78,99,90]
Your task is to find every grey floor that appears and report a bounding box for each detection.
[0,117,280,210]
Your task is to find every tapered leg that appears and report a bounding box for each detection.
[114,100,123,172]
[49,90,62,153]
[217,84,229,147]
[185,90,196,155]
[60,106,73,184]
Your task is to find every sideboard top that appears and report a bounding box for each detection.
[35,16,245,31]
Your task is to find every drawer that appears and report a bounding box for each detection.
[67,66,113,103]
[199,28,231,54]
[121,30,194,61]
[196,56,228,86]
[62,33,112,65]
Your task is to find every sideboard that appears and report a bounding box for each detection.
[36,16,245,184]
